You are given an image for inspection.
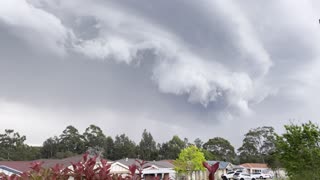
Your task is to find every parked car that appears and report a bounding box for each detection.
[251,172,273,179]
[233,172,255,180]
[221,171,236,180]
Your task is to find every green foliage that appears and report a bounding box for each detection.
[0,129,39,161]
[59,125,86,154]
[41,136,60,158]
[138,129,157,160]
[238,126,276,163]
[275,121,320,179]
[174,145,206,173]
[159,135,186,159]
[103,136,114,160]
[203,137,236,162]
[83,124,107,153]
[200,149,215,160]
[112,134,136,160]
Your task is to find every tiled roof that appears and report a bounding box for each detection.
[0,161,32,172]
[240,163,268,169]
[206,161,232,169]
[0,155,93,174]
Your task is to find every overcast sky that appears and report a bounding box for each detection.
[1,0,320,148]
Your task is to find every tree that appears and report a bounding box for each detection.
[174,145,206,180]
[203,137,236,162]
[103,136,114,160]
[0,129,26,160]
[113,134,136,160]
[59,126,85,155]
[275,121,320,179]
[137,129,157,160]
[0,129,39,161]
[159,135,186,159]
[238,126,275,163]
[41,136,60,158]
[200,149,215,160]
[83,125,107,155]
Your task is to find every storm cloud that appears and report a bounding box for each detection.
[1,0,320,147]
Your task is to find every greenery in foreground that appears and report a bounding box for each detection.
[2,121,320,179]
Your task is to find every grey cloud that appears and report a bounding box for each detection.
[1,0,320,146]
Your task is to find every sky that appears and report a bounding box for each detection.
[1,0,320,148]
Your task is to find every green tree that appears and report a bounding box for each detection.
[203,137,236,162]
[103,136,114,160]
[275,121,320,179]
[238,126,275,163]
[159,135,186,159]
[200,149,215,160]
[59,125,85,154]
[41,136,60,158]
[0,129,39,161]
[113,134,136,160]
[0,129,26,160]
[138,129,157,160]
[174,145,206,179]
[83,125,107,155]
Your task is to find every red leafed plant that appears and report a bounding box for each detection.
[203,161,219,180]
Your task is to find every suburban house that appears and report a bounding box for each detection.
[116,158,175,179]
[240,163,271,174]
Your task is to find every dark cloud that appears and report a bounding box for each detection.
[1,0,320,147]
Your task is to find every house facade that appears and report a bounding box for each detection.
[240,163,271,174]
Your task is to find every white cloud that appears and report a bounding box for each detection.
[0,0,70,55]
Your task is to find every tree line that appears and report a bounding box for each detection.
[0,124,276,164]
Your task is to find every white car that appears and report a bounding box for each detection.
[221,171,236,180]
[233,172,255,180]
[251,172,273,179]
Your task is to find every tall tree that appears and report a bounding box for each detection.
[113,134,136,160]
[159,135,186,159]
[238,126,276,163]
[174,145,206,180]
[83,124,107,155]
[41,136,60,158]
[138,129,157,160]
[275,121,320,179]
[59,125,85,154]
[203,137,236,162]
[103,136,114,160]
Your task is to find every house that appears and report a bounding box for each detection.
[143,160,175,180]
[206,161,234,179]
[115,158,175,179]
[240,163,271,174]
